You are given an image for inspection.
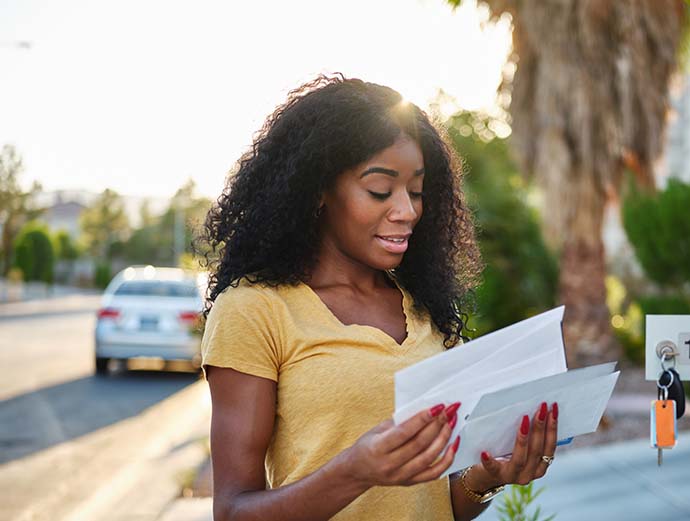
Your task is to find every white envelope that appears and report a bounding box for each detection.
[471,361,617,418]
[422,317,566,399]
[393,347,562,426]
[442,370,620,474]
[394,306,565,410]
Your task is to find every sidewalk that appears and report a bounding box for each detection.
[481,432,690,521]
[159,431,690,521]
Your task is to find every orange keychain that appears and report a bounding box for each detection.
[651,396,677,466]
[654,400,676,448]
[654,367,680,466]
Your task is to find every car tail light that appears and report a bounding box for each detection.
[178,311,199,324]
[97,308,120,320]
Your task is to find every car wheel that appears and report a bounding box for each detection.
[95,356,110,375]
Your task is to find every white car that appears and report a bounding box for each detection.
[94,265,207,375]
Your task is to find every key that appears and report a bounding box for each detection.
[651,399,662,465]
[659,368,685,419]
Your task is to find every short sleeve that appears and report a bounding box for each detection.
[201,284,282,382]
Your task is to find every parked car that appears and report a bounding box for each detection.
[94,265,207,375]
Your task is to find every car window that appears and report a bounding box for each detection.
[113,281,199,298]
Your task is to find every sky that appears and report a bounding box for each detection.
[0,0,511,200]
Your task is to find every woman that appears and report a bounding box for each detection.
[197,74,558,521]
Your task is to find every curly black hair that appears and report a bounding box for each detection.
[195,74,482,347]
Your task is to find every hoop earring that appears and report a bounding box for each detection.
[315,205,324,218]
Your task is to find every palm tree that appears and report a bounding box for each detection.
[449,0,688,366]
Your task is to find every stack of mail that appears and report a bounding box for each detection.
[393,306,619,474]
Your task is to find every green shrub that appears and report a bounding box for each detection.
[52,229,80,260]
[446,111,559,336]
[622,178,690,286]
[636,295,690,315]
[13,221,55,284]
[94,262,112,289]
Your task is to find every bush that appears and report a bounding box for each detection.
[94,262,112,289]
[622,178,690,286]
[446,111,559,336]
[636,295,690,315]
[13,221,55,284]
[52,229,80,260]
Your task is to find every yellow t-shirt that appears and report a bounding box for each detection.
[201,278,454,521]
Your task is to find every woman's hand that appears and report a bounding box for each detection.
[466,402,559,491]
[344,403,462,489]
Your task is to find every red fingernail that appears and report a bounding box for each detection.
[520,415,530,435]
[445,402,461,419]
[449,414,457,430]
[481,451,490,461]
[538,402,547,421]
[429,404,445,417]
[553,402,559,420]
[451,435,460,452]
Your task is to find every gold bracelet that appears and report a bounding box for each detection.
[459,467,505,504]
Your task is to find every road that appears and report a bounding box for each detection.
[0,295,209,521]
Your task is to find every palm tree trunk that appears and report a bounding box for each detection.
[557,188,620,367]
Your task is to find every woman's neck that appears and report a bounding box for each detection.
[306,242,391,293]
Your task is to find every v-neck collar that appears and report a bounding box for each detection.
[298,274,417,350]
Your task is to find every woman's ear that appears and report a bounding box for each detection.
[314,195,326,219]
